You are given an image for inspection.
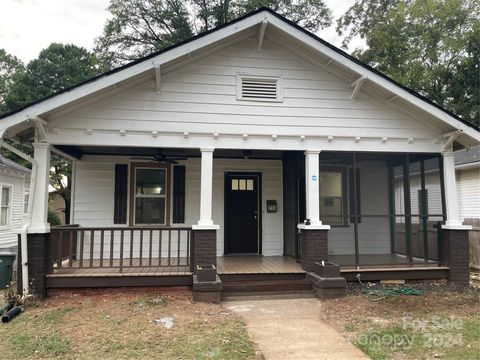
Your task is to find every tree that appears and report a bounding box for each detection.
[0,49,24,113]
[3,43,101,112]
[336,0,480,127]
[49,158,72,224]
[1,43,101,224]
[96,0,332,67]
[191,0,332,33]
[95,0,194,67]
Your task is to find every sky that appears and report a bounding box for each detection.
[0,0,359,64]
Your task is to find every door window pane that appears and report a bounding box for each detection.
[239,179,246,190]
[247,179,254,191]
[231,179,238,190]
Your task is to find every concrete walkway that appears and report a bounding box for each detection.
[224,298,369,360]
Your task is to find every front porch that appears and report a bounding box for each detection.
[45,252,449,293]
[17,146,472,298]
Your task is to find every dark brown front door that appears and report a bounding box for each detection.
[225,172,261,254]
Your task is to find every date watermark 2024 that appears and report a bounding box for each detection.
[356,315,463,349]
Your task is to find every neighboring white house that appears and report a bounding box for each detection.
[0,155,30,251]
[455,146,480,221]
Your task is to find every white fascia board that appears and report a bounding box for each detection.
[264,14,480,143]
[0,12,264,132]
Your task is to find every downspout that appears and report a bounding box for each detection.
[0,139,37,296]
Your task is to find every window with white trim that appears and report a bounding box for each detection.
[24,191,29,214]
[1,186,12,227]
[236,74,283,102]
[133,166,168,225]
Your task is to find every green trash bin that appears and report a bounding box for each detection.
[0,252,16,289]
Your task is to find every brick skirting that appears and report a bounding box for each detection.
[299,229,328,272]
[17,233,51,299]
[192,230,217,269]
[442,229,470,285]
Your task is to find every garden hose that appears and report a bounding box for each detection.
[356,273,423,301]
[362,287,423,302]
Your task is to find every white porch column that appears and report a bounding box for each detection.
[298,150,330,230]
[442,145,471,230]
[193,148,219,229]
[29,142,50,233]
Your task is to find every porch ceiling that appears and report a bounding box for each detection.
[55,145,287,160]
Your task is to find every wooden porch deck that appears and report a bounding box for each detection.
[45,255,449,289]
[50,254,444,277]
[51,256,304,276]
[217,256,304,274]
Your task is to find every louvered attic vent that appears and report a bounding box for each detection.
[236,74,283,102]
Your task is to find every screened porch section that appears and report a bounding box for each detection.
[318,152,444,268]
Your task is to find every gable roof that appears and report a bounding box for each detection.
[455,146,480,166]
[0,155,31,174]
[0,7,479,146]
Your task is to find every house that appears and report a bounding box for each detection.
[0,8,478,299]
[454,146,480,268]
[455,146,480,222]
[0,155,30,253]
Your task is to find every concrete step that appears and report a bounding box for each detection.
[222,290,315,301]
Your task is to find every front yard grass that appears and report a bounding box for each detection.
[321,282,480,360]
[0,292,261,360]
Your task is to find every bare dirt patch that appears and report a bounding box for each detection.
[0,291,263,360]
[320,282,480,360]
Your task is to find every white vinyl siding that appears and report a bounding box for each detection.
[49,37,440,142]
[72,156,284,257]
[0,171,29,249]
[457,167,480,219]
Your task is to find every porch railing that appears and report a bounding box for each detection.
[50,226,192,273]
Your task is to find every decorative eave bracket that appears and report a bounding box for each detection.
[154,63,161,94]
[30,115,48,142]
[442,129,462,152]
[351,75,367,102]
[257,19,268,52]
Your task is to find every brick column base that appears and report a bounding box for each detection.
[17,233,51,299]
[299,229,328,272]
[192,230,217,270]
[442,229,470,285]
[191,230,220,302]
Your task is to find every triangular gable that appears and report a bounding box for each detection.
[1,7,478,146]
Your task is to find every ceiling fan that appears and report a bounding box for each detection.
[132,151,187,164]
